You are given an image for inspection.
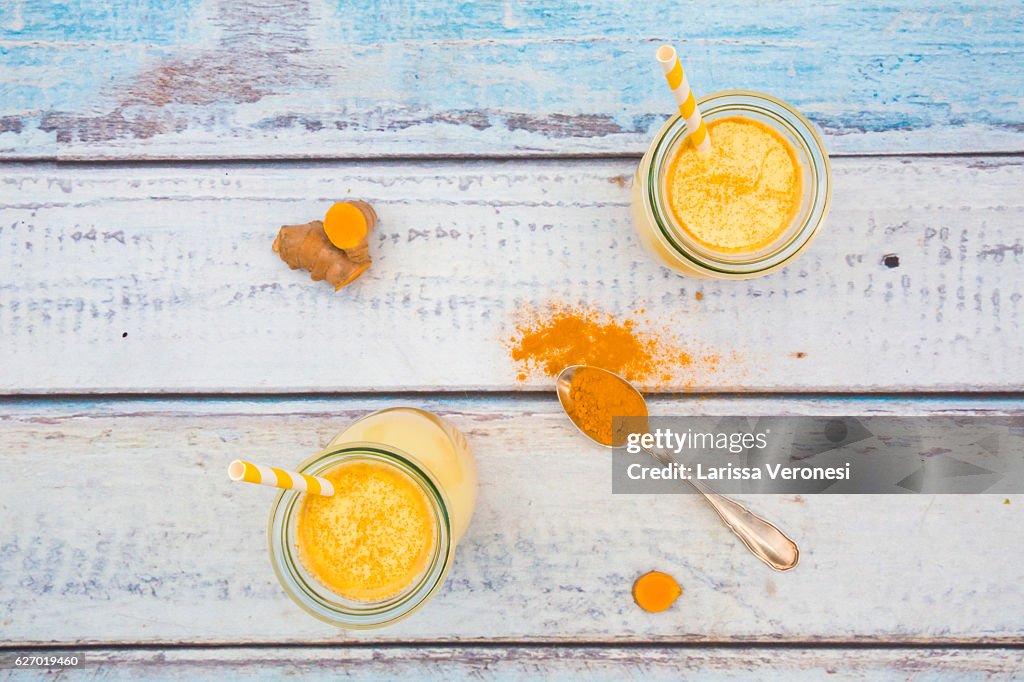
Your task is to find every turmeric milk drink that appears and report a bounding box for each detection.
[632,91,832,279]
[665,117,801,253]
[281,407,478,618]
[296,460,436,601]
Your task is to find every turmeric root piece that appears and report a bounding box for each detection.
[324,200,377,264]
[632,570,682,613]
[273,220,370,290]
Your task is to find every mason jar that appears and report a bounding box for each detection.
[268,408,477,629]
[631,90,832,279]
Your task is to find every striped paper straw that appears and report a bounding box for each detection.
[228,459,334,496]
[656,45,711,155]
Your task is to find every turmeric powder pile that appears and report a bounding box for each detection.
[567,367,648,447]
[507,304,701,387]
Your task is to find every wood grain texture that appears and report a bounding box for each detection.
[1,396,1021,645]
[2,157,1022,393]
[1,1,1023,159]
[5,646,1021,680]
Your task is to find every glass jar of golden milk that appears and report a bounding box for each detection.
[268,408,478,629]
[632,91,832,279]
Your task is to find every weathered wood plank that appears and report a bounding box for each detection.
[0,396,1021,644]
[4,646,1021,680]
[2,157,1022,393]
[1,1,1022,158]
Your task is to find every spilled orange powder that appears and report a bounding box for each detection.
[507,304,711,388]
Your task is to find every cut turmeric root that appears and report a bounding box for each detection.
[632,570,682,613]
[324,200,376,261]
[273,201,377,290]
[273,220,370,290]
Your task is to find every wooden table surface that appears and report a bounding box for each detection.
[1,1,1022,679]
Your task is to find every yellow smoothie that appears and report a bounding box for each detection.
[296,461,435,602]
[665,116,802,253]
[292,408,478,605]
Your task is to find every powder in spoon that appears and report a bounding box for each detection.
[567,366,648,447]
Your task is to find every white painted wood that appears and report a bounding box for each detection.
[1,1,1023,158]
[0,396,1020,644]
[8,646,1021,681]
[1,157,1022,393]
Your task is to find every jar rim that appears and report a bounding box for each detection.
[643,90,832,277]
[267,442,454,629]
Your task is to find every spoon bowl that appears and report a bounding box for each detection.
[556,365,650,447]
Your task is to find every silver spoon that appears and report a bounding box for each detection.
[556,364,799,572]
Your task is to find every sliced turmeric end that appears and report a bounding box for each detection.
[632,570,682,613]
[324,201,369,249]
[334,262,371,290]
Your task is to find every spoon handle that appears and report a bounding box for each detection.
[688,478,800,571]
[643,447,800,572]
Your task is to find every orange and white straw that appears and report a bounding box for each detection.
[656,45,711,155]
[228,459,334,496]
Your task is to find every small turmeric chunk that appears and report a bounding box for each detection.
[324,200,375,252]
[273,220,369,290]
[632,570,682,613]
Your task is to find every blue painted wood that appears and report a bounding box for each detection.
[0,0,1021,158]
[0,0,199,42]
